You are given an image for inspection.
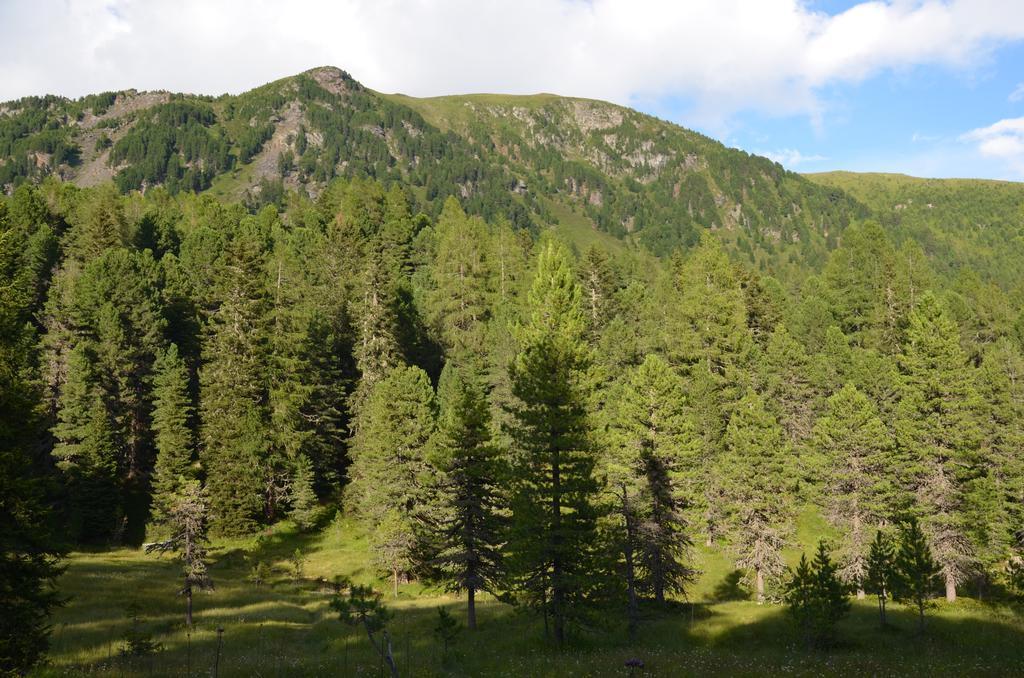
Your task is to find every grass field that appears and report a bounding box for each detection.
[36,511,1024,677]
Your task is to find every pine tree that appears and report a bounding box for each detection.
[895,292,981,601]
[822,221,897,350]
[332,584,398,678]
[350,238,403,413]
[52,344,122,542]
[972,339,1024,581]
[506,241,603,645]
[813,383,894,594]
[718,389,793,603]
[289,455,319,531]
[578,245,618,334]
[761,325,816,449]
[894,518,941,633]
[145,480,212,627]
[349,365,436,589]
[0,217,64,674]
[149,343,194,528]
[784,541,851,648]
[429,198,492,368]
[864,530,897,627]
[604,354,698,607]
[200,219,272,536]
[668,234,753,543]
[426,364,506,630]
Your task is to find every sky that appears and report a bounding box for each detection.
[3,0,1024,180]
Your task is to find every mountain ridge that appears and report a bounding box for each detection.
[4,66,1024,287]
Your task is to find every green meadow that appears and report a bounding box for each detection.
[38,513,1024,677]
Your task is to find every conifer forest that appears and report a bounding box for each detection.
[2,66,1024,676]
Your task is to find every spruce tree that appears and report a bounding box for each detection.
[149,343,194,528]
[604,354,697,606]
[426,365,506,629]
[578,244,618,334]
[895,292,981,601]
[813,383,894,594]
[864,530,897,627]
[289,455,319,531]
[350,237,403,413]
[668,234,753,543]
[761,325,816,449]
[506,241,603,645]
[429,198,493,367]
[0,216,64,674]
[972,339,1024,579]
[894,518,941,633]
[349,365,436,588]
[718,389,792,603]
[145,480,212,627]
[199,219,272,536]
[784,541,850,648]
[52,344,122,542]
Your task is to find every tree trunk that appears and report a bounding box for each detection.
[877,591,887,627]
[551,452,565,646]
[755,568,765,605]
[945,574,957,603]
[467,586,477,631]
[856,588,865,600]
[393,567,399,599]
[382,630,399,678]
[620,484,640,637]
[185,584,193,627]
[624,543,639,639]
[364,622,399,678]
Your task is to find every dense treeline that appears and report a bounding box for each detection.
[2,174,1024,670]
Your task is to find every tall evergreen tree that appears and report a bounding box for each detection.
[864,530,897,627]
[668,234,753,543]
[199,218,272,535]
[51,344,122,542]
[0,216,64,674]
[604,354,697,607]
[813,383,894,594]
[895,292,981,601]
[349,365,436,588]
[894,518,941,633]
[972,338,1024,578]
[426,364,506,629]
[145,480,212,628]
[718,389,793,603]
[149,343,194,528]
[428,197,493,367]
[506,241,603,644]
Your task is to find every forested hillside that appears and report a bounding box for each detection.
[2,67,1024,675]
[1,67,868,271]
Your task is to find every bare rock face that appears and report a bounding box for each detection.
[572,100,623,134]
[308,67,350,97]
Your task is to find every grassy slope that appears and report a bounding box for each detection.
[39,510,1024,677]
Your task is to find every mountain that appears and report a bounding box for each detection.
[806,172,1024,287]
[4,66,1024,287]
[0,67,865,266]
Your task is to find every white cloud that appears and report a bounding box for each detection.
[758,148,827,167]
[961,117,1024,174]
[1,0,1024,127]
[1010,83,1024,102]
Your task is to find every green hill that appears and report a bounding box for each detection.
[1,67,865,270]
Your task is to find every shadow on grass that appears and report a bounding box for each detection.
[710,569,750,602]
[703,598,1024,675]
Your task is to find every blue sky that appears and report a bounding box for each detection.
[667,4,1024,179]
[4,0,1024,180]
